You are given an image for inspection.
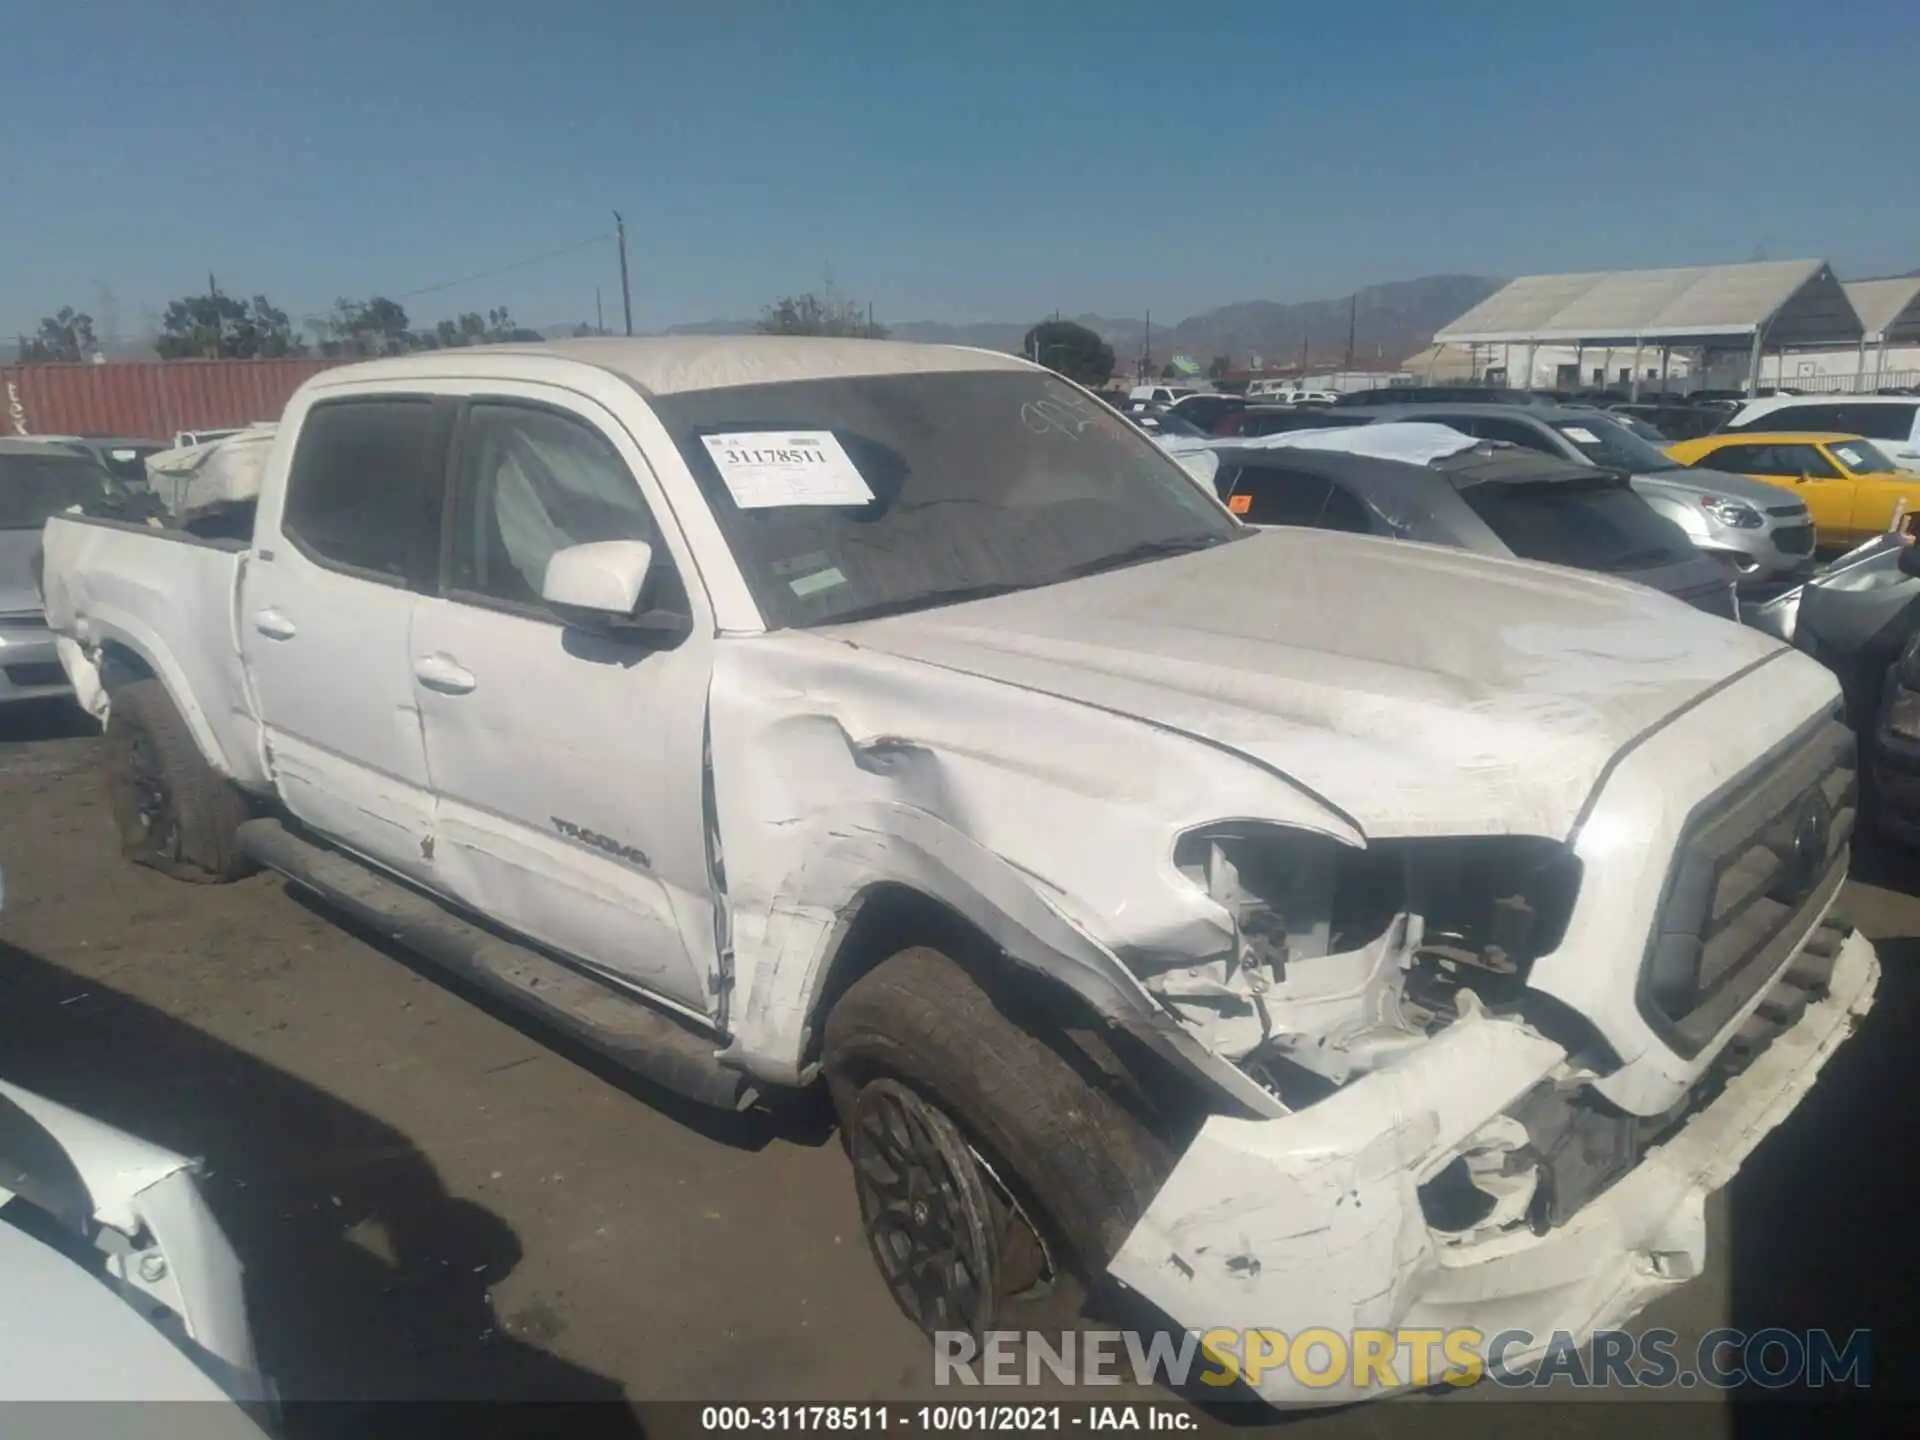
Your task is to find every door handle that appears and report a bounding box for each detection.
[253,608,297,640]
[413,654,477,695]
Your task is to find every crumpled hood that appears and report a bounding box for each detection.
[823,530,1795,838]
[0,530,44,615]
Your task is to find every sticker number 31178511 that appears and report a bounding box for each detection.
[701,431,876,509]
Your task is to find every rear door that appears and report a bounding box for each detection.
[243,395,451,882]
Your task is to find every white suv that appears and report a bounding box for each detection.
[1723,395,1920,472]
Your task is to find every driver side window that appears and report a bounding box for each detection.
[447,403,658,613]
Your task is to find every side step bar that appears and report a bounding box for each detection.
[238,818,756,1112]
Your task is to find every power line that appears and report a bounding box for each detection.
[394,233,613,302]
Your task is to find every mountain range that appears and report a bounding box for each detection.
[553,273,1507,368]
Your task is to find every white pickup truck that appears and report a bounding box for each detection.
[39,338,1877,1403]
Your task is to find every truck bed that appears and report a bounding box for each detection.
[39,514,268,789]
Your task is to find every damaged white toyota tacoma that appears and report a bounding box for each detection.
[38,339,1877,1403]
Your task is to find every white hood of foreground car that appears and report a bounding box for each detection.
[825,528,1796,839]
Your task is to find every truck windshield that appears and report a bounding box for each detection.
[0,453,115,530]
[1549,415,1685,474]
[1460,477,1692,573]
[651,369,1243,628]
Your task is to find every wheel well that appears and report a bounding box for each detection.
[96,641,155,689]
[807,882,1213,1145]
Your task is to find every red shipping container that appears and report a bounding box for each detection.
[1,359,345,441]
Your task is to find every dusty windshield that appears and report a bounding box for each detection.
[1550,414,1685,473]
[0,453,115,529]
[652,369,1242,628]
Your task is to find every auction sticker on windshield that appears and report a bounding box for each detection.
[1562,426,1601,445]
[702,431,875,509]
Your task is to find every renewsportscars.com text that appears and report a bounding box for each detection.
[935,1327,1872,1391]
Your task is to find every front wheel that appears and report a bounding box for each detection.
[102,678,253,883]
[824,945,1186,1336]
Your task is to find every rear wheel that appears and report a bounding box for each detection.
[102,678,253,882]
[824,944,1189,1336]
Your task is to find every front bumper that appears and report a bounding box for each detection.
[0,615,68,704]
[1109,926,1878,1406]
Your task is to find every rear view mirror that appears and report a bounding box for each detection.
[543,539,653,614]
[542,539,693,645]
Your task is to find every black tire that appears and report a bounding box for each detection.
[102,678,253,883]
[824,945,1188,1336]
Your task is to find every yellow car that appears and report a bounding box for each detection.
[1668,431,1918,549]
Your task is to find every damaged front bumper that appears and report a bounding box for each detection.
[1108,925,1878,1406]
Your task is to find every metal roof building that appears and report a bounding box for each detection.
[1434,260,1863,395]
[1843,277,1920,345]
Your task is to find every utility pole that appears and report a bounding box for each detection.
[1142,310,1152,380]
[867,300,874,339]
[1344,292,1357,371]
[614,211,633,336]
[596,287,604,335]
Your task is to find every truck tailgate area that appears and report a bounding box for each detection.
[39,515,265,788]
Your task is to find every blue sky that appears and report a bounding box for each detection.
[2,0,1915,340]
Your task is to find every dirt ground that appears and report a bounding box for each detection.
[1,697,1914,1434]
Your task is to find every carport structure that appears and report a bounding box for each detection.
[1435,259,1863,398]
[1842,277,1920,388]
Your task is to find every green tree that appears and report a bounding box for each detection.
[413,307,545,350]
[1021,319,1115,387]
[156,292,306,359]
[16,307,98,362]
[317,296,414,358]
[757,291,886,338]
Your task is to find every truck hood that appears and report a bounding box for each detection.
[0,530,43,614]
[823,529,1792,838]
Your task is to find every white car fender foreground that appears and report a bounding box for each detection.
[1110,927,1877,1405]
[0,1079,271,1418]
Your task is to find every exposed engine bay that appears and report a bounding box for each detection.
[1143,827,1586,1103]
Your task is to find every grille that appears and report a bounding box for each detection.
[2,663,65,688]
[1766,504,1808,518]
[1772,524,1815,556]
[1641,715,1855,1056]
[0,611,47,628]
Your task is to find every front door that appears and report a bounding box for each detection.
[409,392,716,1014]
[242,395,450,882]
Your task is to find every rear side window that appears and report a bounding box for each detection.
[282,399,442,583]
[1833,403,1918,443]
[1224,465,1334,526]
[1462,478,1689,573]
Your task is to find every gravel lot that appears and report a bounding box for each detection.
[1,697,1913,1433]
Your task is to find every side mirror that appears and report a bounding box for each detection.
[541,539,692,645]
[1898,541,1920,579]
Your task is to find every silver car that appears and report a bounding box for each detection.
[1352,403,1817,593]
[1,439,124,706]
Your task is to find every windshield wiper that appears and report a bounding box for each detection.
[825,580,1038,624]
[1050,533,1239,582]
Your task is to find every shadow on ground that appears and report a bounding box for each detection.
[0,937,643,1437]
[1724,838,1920,1418]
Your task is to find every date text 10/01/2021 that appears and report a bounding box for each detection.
[700,1407,1193,1432]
